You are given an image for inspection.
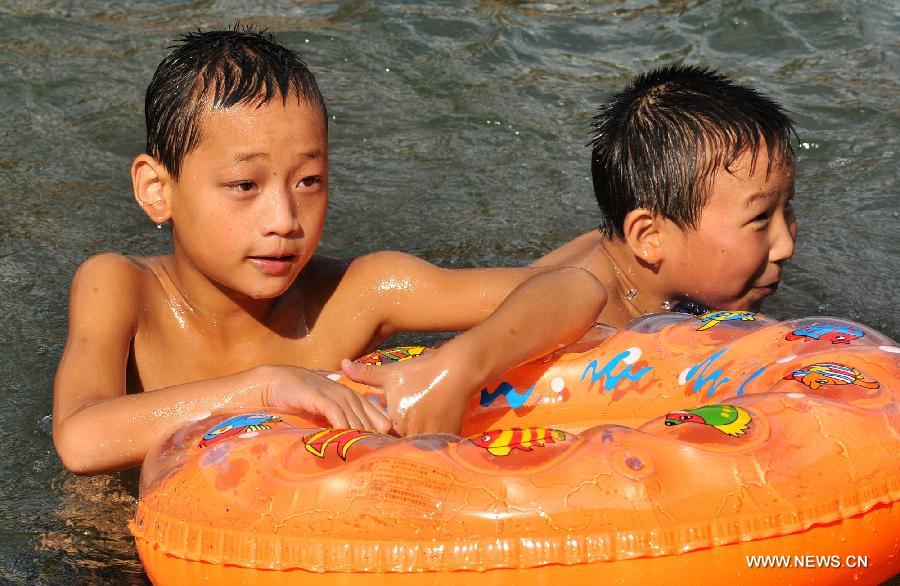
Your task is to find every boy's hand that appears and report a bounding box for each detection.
[258,365,391,433]
[340,349,477,436]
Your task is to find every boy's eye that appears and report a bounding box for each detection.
[227,181,257,192]
[752,212,769,223]
[297,176,321,188]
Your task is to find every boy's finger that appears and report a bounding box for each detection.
[344,394,374,431]
[391,413,409,437]
[340,397,367,431]
[322,401,350,430]
[340,359,384,388]
[360,396,392,434]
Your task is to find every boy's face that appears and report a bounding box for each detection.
[167,96,328,299]
[658,146,797,312]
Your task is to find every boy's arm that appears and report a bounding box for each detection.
[341,252,606,435]
[53,254,388,475]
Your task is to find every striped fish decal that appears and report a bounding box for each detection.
[784,362,879,391]
[696,311,756,331]
[302,428,379,460]
[469,427,567,457]
[354,346,426,366]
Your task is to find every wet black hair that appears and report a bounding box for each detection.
[589,64,796,239]
[145,24,327,179]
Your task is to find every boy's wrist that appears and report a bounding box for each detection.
[432,337,491,398]
[243,364,284,409]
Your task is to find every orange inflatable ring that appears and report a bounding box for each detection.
[130,312,900,585]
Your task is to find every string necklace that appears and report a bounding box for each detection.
[596,241,711,317]
[597,241,654,316]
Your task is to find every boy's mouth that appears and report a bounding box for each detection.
[248,254,298,276]
[753,281,780,295]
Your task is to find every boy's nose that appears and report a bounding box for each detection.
[769,211,797,264]
[260,188,302,237]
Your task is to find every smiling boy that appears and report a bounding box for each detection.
[534,65,797,326]
[52,27,605,474]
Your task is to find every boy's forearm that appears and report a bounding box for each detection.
[442,267,605,390]
[53,369,267,475]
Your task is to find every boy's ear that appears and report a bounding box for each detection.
[621,208,663,265]
[131,154,172,224]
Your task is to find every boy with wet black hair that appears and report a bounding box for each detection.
[52,26,605,474]
[535,64,797,326]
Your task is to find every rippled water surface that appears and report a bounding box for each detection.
[0,1,897,583]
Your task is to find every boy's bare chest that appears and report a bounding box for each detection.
[130,303,380,391]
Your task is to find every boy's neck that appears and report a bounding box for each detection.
[155,254,307,339]
[596,238,671,318]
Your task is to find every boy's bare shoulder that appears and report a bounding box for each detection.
[532,231,603,268]
[299,251,432,319]
[304,251,427,292]
[342,250,439,288]
[74,253,145,287]
[70,253,160,317]
[347,250,421,270]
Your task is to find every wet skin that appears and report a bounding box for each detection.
[534,146,797,326]
[52,95,606,473]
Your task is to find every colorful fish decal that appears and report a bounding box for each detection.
[784,362,879,391]
[785,323,864,344]
[354,346,426,366]
[665,404,751,437]
[199,414,281,448]
[469,427,567,457]
[303,428,379,460]
[696,311,756,331]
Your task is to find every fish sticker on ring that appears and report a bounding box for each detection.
[784,362,879,391]
[354,346,426,366]
[303,428,380,460]
[199,414,281,448]
[665,404,751,437]
[785,323,865,344]
[469,427,568,456]
[695,311,756,331]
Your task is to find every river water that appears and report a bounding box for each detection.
[0,1,897,583]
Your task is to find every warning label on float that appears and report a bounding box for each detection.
[347,458,454,513]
